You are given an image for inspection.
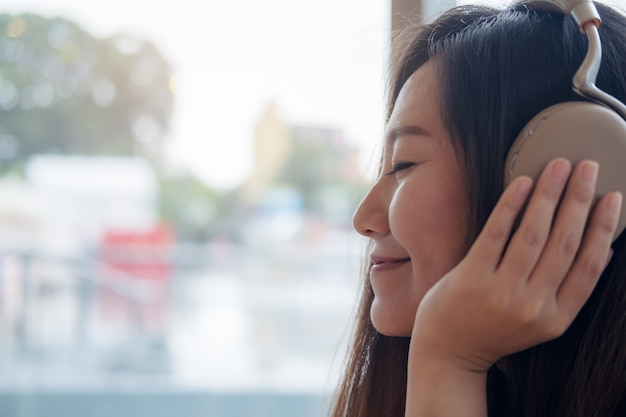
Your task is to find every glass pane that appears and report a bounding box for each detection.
[0,0,387,416]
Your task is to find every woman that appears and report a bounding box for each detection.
[331,2,626,416]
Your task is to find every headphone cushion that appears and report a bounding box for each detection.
[505,101,626,241]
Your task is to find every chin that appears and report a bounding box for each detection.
[370,301,414,337]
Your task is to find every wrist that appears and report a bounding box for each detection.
[409,323,496,373]
[406,341,489,417]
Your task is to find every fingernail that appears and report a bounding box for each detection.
[516,177,533,197]
[582,161,599,183]
[607,191,623,214]
[552,159,571,181]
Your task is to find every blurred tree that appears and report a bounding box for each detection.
[159,173,234,242]
[0,13,174,169]
[274,125,363,218]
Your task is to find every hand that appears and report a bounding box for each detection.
[410,158,622,372]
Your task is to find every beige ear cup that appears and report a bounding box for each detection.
[504,101,626,242]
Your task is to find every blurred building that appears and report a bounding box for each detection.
[240,101,363,242]
[241,101,291,207]
[23,155,160,254]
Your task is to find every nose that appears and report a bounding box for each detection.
[352,180,390,238]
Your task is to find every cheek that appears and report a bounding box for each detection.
[389,179,468,279]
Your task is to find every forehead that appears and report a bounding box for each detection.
[389,60,441,127]
[386,60,443,137]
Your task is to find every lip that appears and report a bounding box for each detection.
[370,256,411,273]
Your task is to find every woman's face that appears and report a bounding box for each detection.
[353,60,470,337]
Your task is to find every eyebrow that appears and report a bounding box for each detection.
[384,125,432,146]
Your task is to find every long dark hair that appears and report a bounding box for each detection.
[330,3,626,417]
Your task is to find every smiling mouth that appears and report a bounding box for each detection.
[374,258,410,265]
[370,258,410,273]
[371,255,411,265]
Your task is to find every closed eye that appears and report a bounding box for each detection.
[385,161,416,176]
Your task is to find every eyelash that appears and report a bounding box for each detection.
[384,161,416,176]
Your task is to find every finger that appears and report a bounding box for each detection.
[468,175,533,270]
[529,160,598,288]
[500,158,571,279]
[557,191,622,317]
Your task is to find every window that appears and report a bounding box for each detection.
[0,0,387,415]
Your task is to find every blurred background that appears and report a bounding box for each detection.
[0,1,386,416]
[0,0,501,416]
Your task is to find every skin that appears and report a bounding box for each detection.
[353,60,469,337]
[354,60,623,416]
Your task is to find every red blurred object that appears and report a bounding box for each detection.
[98,224,175,334]
[100,225,174,280]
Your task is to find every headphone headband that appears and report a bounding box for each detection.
[515,0,601,28]
[515,0,626,119]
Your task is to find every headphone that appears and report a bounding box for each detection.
[503,0,626,242]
